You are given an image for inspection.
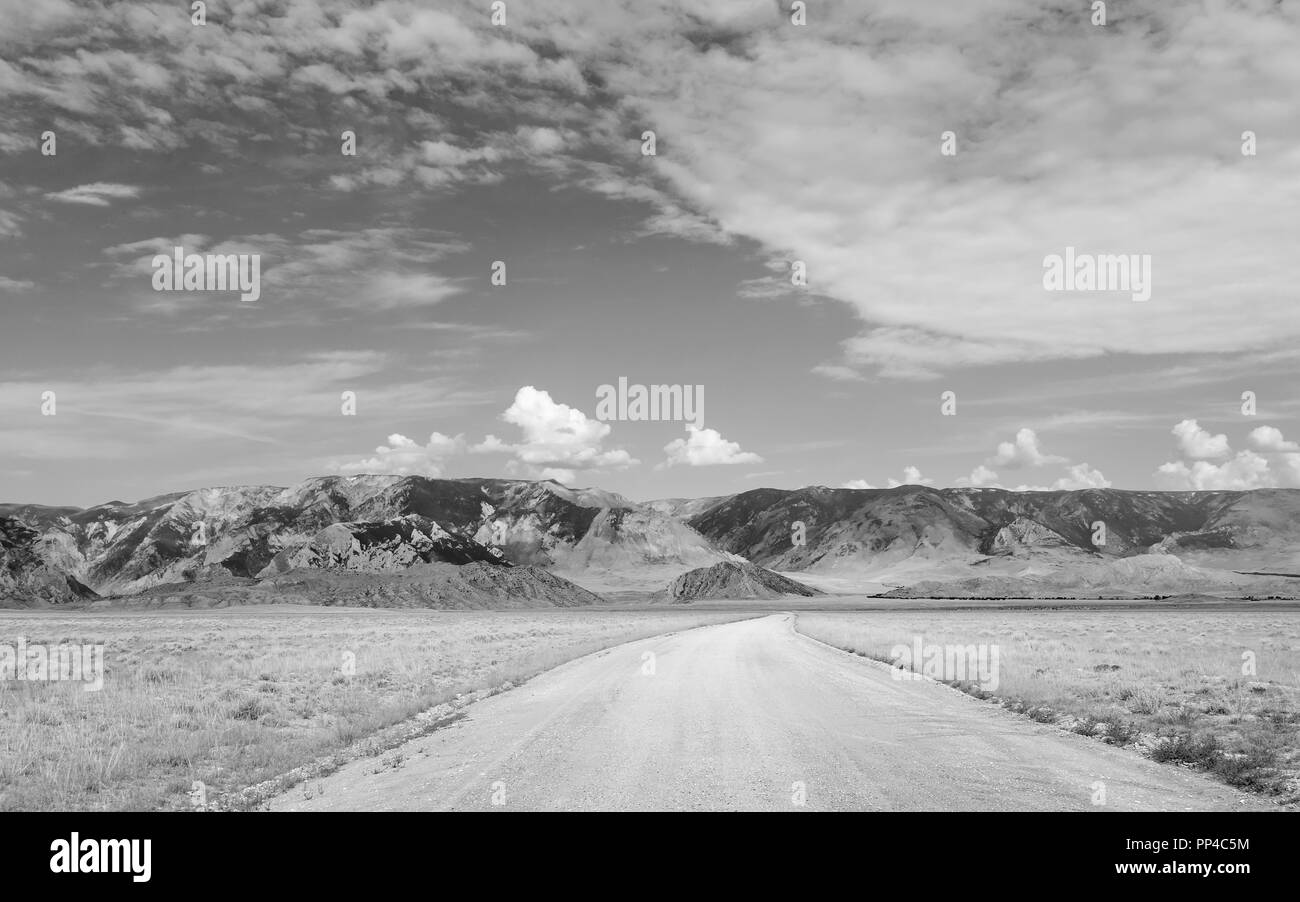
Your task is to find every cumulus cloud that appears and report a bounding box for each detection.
[334,386,638,484]
[954,430,1108,490]
[516,125,566,154]
[661,425,762,467]
[476,386,637,475]
[1156,454,1272,491]
[338,431,466,477]
[1157,423,1300,489]
[989,428,1066,469]
[886,466,933,488]
[1249,425,1300,453]
[842,478,876,489]
[1247,426,1300,487]
[1048,463,1111,491]
[954,464,999,488]
[1171,419,1232,460]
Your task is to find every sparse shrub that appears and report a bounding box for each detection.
[1151,732,1220,767]
[1027,706,1056,724]
[1125,689,1161,715]
[1213,748,1281,792]
[951,680,990,700]
[1073,715,1101,736]
[230,698,268,721]
[1103,720,1139,745]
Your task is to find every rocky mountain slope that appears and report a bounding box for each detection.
[259,514,507,574]
[3,480,1299,604]
[643,496,729,521]
[0,476,728,605]
[687,485,1300,597]
[0,517,97,606]
[660,561,825,601]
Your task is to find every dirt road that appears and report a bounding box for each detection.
[267,614,1270,811]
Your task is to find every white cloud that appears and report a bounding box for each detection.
[1249,425,1300,453]
[887,466,933,488]
[1248,425,1300,487]
[469,434,510,454]
[103,233,210,259]
[0,209,22,238]
[363,271,464,309]
[517,125,566,154]
[1156,454,1272,491]
[338,432,466,477]
[1171,419,1232,460]
[954,464,999,488]
[105,228,470,316]
[662,425,762,467]
[990,428,1066,469]
[1049,463,1111,491]
[46,182,141,206]
[332,386,638,486]
[953,431,1107,490]
[842,479,875,489]
[479,386,637,474]
[1156,423,1300,489]
[0,276,35,292]
[14,1,1298,378]
[547,1,1300,377]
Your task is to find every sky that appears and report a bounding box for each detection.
[2,0,1299,507]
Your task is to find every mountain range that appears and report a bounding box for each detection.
[2,476,1298,606]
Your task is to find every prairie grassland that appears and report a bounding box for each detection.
[0,606,752,811]
[797,610,1300,803]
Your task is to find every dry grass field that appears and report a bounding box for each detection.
[0,607,754,811]
[796,610,1300,804]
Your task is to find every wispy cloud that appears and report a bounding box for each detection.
[46,182,141,206]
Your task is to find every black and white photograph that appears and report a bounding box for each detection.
[0,0,1295,883]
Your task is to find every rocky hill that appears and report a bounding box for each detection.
[661,561,824,602]
[881,553,1300,599]
[89,562,605,610]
